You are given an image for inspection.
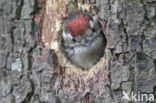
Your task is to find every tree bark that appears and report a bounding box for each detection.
[0,0,156,103]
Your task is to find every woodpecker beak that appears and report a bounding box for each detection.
[84,40,91,47]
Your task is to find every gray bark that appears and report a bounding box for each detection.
[0,0,156,103]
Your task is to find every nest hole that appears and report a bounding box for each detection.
[55,12,107,75]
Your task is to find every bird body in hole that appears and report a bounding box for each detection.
[62,12,106,70]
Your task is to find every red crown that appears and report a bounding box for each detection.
[66,14,90,37]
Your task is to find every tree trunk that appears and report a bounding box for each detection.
[0,0,156,103]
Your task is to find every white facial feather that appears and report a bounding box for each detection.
[89,20,94,28]
[63,31,73,41]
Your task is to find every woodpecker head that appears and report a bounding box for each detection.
[63,12,101,48]
[62,12,106,69]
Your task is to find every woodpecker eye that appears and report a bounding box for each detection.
[91,28,96,33]
[72,38,76,42]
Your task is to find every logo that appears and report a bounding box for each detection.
[122,91,155,102]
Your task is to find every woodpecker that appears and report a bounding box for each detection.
[62,12,106,70]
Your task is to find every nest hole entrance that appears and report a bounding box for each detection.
[56,12,107,74]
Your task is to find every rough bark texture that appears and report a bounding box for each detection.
[0,0,156,103]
